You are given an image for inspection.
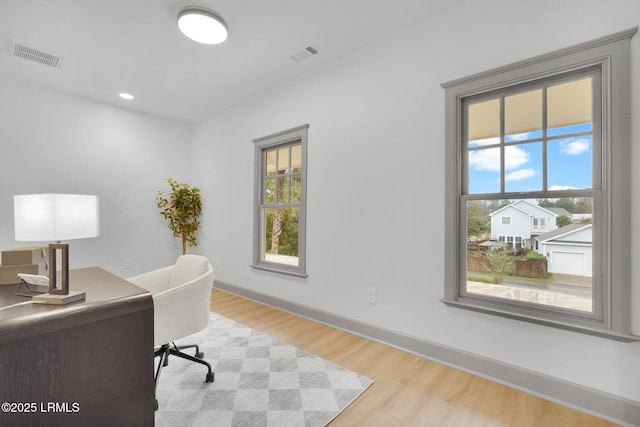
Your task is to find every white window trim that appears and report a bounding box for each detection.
[441,29,637,342]
[252,124,309,277]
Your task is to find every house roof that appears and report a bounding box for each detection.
[489,203,530,217]
[535,223,592,243]
[489,200,557,217]
[546,207,572,217]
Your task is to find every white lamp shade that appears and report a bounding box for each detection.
[14,194,100,242]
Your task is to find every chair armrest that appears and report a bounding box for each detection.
[127,265,173,295]
[151,267,213,346]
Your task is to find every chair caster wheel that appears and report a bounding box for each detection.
[195,351,204,359]
[206,372,215,383]
[155,399,159,411]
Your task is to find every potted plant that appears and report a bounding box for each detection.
[156,178,203,255]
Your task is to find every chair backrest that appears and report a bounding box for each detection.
[169,254,210,288]
[152,255,214,346]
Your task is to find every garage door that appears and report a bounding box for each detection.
[551,251,585,275]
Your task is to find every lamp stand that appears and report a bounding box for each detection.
[33,243,85,305]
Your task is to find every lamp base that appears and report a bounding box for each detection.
[33,291,86,305]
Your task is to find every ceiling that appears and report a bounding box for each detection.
[0,0,465,123]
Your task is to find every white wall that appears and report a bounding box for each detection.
[0,76,193,277]
[192,0,640,402]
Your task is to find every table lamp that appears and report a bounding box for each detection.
[14,194,100,304]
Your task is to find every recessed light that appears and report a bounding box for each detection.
[119,93,134,100]
[177,7,228,45]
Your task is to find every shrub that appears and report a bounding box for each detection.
[485,249,515,284]
[526,252,544,261]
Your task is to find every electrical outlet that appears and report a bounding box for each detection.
[367,287,377,305]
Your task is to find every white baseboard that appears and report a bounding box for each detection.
[214,281,640,426]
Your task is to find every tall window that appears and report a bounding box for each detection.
[252,125,308,277]
[442,29,636,341]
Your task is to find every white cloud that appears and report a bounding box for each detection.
[469,145,530,172]
[549,184,581,191]
[505,168,537,181]
[504,146,531,170]
[468,148,500,171]
[560,138,590,155]
[505,131,537,142]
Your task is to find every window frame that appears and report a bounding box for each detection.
[441,29,637,341]
[252,124,309,277]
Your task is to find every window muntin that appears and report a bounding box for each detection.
[442,29,636,341]
[465,73,594,196]
[252,125,308,277]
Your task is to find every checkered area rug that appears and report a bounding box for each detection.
[155,313,374,427]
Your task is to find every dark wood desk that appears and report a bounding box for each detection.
[0,267,154,427]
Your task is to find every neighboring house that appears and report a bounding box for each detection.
[570,213,593,223]
[489,200,559,250]
[546,207,592,224]
[535,223,593,277]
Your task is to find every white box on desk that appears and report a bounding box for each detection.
[0,260,49,285]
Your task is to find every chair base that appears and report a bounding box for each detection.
[154,342,214,410]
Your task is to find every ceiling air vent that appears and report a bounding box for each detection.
[9,40,63,68]
[289,44,321,63]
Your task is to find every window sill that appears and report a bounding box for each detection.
[441,298,640,343]
[250,263,308,278]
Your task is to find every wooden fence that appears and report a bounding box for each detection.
[467,255,547,279]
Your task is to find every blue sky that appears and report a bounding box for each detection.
[468,123,592,194]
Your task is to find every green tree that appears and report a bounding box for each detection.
[265,207,298,256]
[265,170,301,257]
[485,249,515,284]
[555,198,575,211]
[538,198,553,208]
[487,199,512,212]
[573,197,592,213]
[156,178,203,255]
[556,214,572,227]
[467,200,490,239]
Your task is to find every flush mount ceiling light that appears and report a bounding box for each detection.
[177,7,228,45]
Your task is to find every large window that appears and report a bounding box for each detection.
[252,125,308,277]
[442,29,636,341]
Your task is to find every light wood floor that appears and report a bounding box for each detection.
[210,288,618,427]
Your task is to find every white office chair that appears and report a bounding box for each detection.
[128,254,215,410]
